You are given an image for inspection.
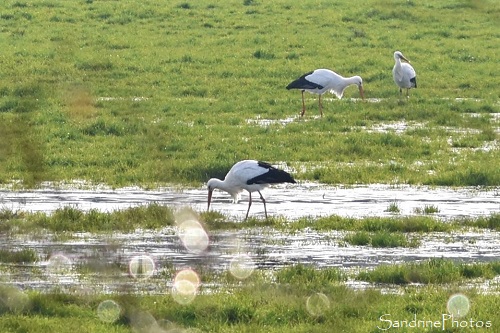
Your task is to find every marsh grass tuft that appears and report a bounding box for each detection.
[385,201,400,213]
[344,231,371,246]
[423,205,439,214]
[0,248,38,263]
[295,215,453,233]
[2,206,498,235]
[463,213,500,231]
[413,204,440,214]
[356,259,500,285]
[26,203,175,233]
[275,264,346,290]
[345,231,418,248]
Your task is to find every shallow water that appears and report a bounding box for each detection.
[1,183,499,294]
[2,227,500,294]
[1,183,498,220]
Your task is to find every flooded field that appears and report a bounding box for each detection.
[0,183,499,294]
[2,227,500,294]
[1,182,498,219]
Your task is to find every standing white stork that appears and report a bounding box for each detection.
[393,51,417,97]
[207,160,296,220]
[286,69,364,117]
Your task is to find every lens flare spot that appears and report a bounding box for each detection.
[172,279,197,305]
[229,254,256,280]
[0,286,29,313]
[172,269,200,305]
[447,293,470,318]
[128,255,155,279]
[47,253,73,276]
[129,310,158,332]
[174,269,200,289]
[306,293,330,317]
[97,300,121,323]
[178,219,209,254]
[157,319,177,331]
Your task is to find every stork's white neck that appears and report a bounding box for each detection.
[331,75,362,98]
[394,57,402,69]
[343,76,360,86]
[208,178,239,195]
[207,178,241,202]
[207,178,228,191]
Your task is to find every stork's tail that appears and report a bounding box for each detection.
[248,162,297,185]
[260,168,296,184]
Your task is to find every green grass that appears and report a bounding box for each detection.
[0,204,499,332]
[0,0,498,188]
[467,213,500,230]
[287,214,455,233]
[2,206,499,234]
[0,1,499,331]
[0,248,38,263]
[414,204,440,214]
[356,258,500,284]
[0,262,498,332]
[0,204,176,234]
[385,201,401,213]
[344,231,419,248]
[275,264,347,290]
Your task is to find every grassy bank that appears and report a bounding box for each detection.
[0,0,499,187]
[1,204,499,234]
[0,266,498,332]
[1,204,499,331]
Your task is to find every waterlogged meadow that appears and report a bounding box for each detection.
[0,0,498,187]
[0,0,499,332]
[0,206,500,332]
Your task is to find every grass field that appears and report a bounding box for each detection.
[0,0,498,187]
[0,0,499,332]
[0,272,498,333]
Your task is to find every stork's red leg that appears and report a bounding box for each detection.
[319,95,323,117]
[257,191,268,219]
[245,191,252,220]
[300,90,306,117]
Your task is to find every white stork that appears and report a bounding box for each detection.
[207,160,296,220]
[286,69,364,117]
[393,51,417,97]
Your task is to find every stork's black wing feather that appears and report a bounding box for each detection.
[286,71,324,90]
[410,76,417,88]
[247,161,296,185]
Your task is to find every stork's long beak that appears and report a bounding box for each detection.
[207,190,213,212]
[359,85,365,100]
[400,55,411,63]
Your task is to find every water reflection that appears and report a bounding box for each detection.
[0,183,498,220]
[0,183,499,293]
[1,227,499,294]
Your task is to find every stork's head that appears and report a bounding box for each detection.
[353,76,365,100]
[207,178,217,211]
[394,51,410,63]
